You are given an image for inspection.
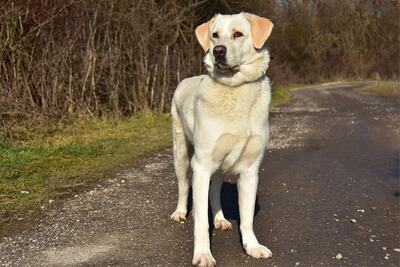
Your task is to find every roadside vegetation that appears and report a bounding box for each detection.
[0,112,171,224]
[359,81,400,97]
[0,1,397,126]
[271,84,307,107]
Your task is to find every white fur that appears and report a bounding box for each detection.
[170,13,272,267]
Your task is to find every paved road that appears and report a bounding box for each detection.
[1,83,399,266]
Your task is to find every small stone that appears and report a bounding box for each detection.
[382,247,387,251]
[335,253,343,259]
[121,179,125,183]
[74,194,78,198]
[335,219,340,222]
[48,199,54,204]
[281,183,287,186]
[295,262,300,266]
[384,255,389,260]
[20,191,29,194]
[146,200,150,203]
[89,191,94,195]
[369,238,374,242]
[393,248,400,252]
[357,209,365,213]
[370,206,377,210]
[350,219,357,224]
[40,205,45,210]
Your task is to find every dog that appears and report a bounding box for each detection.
[170,12,274,267]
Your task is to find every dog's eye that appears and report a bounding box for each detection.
[234,31,243,38]
[212,32,219,38]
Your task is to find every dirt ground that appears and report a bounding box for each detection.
[1,83,399,266]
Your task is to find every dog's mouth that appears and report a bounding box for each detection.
[215,62,239,72]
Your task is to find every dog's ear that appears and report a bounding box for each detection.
[195,17,215,52]
[244,13,274,49]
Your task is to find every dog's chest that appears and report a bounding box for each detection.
[198,81,261,121]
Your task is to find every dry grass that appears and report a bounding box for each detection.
[360,82,400,97]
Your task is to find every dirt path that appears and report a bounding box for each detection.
[1,83,399,266]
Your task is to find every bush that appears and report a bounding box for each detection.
[0,0,398,134]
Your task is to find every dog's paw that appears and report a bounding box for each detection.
[214,218,232,231]
[170,210,186,222]
[245,244,272,259]
[192,251,216,267]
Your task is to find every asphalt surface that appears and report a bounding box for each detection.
[1,83,399,266]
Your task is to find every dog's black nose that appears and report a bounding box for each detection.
[213,45,226,58]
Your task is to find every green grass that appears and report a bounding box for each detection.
[0,112,171,224]
[271,83,307,107]
[271,81,400,107]
[359,81,400,97]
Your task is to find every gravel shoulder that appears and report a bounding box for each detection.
[1,83,399,266]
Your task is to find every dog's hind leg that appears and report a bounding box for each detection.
[210,174,232,230]
[170,104,190,222]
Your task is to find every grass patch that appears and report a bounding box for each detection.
[271,83,307,107]
[0,112,171,224]
[360,81,400,97]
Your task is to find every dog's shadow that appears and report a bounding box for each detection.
[186,182,260,242]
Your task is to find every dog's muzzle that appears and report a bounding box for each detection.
[215,62,239,72]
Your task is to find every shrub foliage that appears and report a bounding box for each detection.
[0,0,398,126]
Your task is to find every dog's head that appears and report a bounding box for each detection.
[196,13,273,86]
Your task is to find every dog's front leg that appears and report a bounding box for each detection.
[191,156,216,267]
[238,167,272,259]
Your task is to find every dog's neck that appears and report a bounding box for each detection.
[203,49,270,87]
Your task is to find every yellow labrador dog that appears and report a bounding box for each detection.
[170,12,273,267]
